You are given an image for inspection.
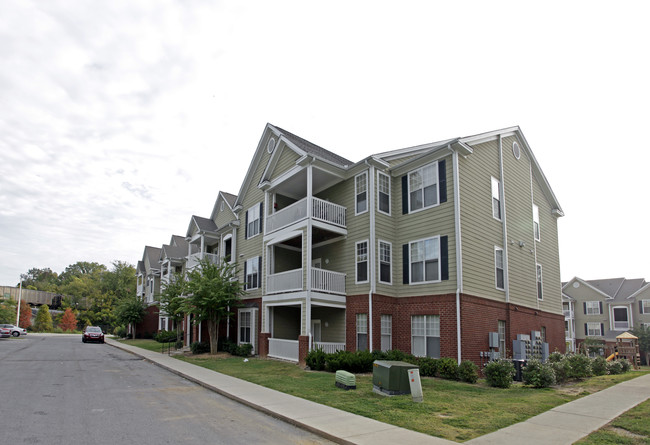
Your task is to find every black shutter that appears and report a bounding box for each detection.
[402,244,409,284]
[440,236,449,281]
[259,202,263,233]
[258,256,263,288]
[600,323,604,335]
[245,209,249,239]
[583,302,587,314]
[641,300,644,314]
[584,323,588,335]
[438,160,447,204]
[402,175,409,214]
[599,301,603,314]
[243,260,248,290]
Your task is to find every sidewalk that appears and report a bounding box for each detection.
[107,339,650,445]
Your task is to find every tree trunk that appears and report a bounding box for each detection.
[208,318,218,354]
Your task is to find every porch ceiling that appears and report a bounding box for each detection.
[273,168,342,200]
[276,226,342,249]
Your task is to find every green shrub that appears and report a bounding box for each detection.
[416,357,438,377]
[484,359,516,388]
[175,339,183,349]
[154,329,178,343]
[190,341,210,354]
[565,354,592,379]
[113,325,127,338]
[324,350,374,373]
[384,349,413,362]
[219,338,236,353]
[548,351,564,363]
[619,358,632,373]
[607,360,623,375]
[522,359,556,388]
[233,343,253,357]
[438,357,459,380]
[306,347,327,371]
[458,360,479,383]
[549,359,569,384]
[591,356,608,376]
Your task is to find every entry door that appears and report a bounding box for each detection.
[311,319,322,343]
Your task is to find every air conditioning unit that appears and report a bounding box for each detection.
[372,360,419,396]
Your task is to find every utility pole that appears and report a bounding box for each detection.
[16,276,23,326]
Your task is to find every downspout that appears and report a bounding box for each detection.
[367,162,376,352]
[452,148,463,364]
[499,135,510,303]
[529,163,539,309]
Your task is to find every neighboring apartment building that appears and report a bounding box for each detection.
[226,123,564,364]
[134,245,162,337]
[562,277,650,353]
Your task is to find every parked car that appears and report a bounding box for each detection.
[82,326,105,343]
[0,324,27,337]
[0,326,11,338]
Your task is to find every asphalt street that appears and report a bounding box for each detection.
[0,334,332,445]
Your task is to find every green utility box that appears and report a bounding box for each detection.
[335,370,356,390]
[372,360,419,396]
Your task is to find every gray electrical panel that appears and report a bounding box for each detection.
[513,334,531,360]
[488,332,499,348]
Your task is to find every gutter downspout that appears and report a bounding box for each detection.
[499,135,510,303]
[452,148,463,364]
[367,163,376,352]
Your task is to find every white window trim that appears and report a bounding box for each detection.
[355,171,368,215]
[377,171,391,216]
[411,314,440,358]
[641,300,650,314]
[533,204,540,241]
[245,257,260,290]
[491,176,502,221]
[407,161,440,214]
[495,246,504,291]
[381,314,392,352]
[536,263,543,300]
[356,313,368,351]
[378,239,392,285]
[355,240,369,284]
[586,322,603,336]
[246,204,261,239]
[585,301,601,315]
[611,305,630,331]
[408,236,441,285]
[238,308,258,353]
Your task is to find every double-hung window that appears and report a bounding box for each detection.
[536,264,543,300]
[640,300,650,314]
[491,177,502,220]
[356,313,368,351]
[378,172,391,214]
[585,301,602,315]
[381,314,392,352]
[586,322,603,336]
[495,247,504,290]
[379,240,392,284]
[533,204,540,241]
[245,257,261,290]
[246,204,261,238]
[411,315,440,358]
[356,241,368,283]
[355,172,368,214]
[409,237,440,283]
[239,311,251,343]
[408,162,438,212]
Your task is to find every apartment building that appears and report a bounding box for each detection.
[135,245,162,336]
[563,277,650,353]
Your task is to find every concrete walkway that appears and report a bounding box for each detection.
[107,339,650,445]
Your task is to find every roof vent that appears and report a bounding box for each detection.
[267,137,276,153]
[512,141,521,159]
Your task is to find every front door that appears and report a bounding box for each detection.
[311,319,322,343]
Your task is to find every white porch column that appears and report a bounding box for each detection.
[306,163,313,340]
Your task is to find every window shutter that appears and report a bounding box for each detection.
[259,202,264,233]
[402,175,408,214]
[402,244,409,284]
[584,323,588,335]
[438,160,447,204]
[600,323,604,335]
[640,300,644,314]
[243,261,248,290]
[258,256,263,286]
[583,302,586,314]
[245,209,249,239]
[440,235,449,281]
[599,301,603,314]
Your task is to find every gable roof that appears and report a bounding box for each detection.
[143,246,162,271]
[271,125,352,167]
[563,276,648,302]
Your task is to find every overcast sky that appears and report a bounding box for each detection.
[1,1,649,287]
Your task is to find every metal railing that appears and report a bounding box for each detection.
[266,197,346,234]
[266,268,303,294]
[311,268,346,295]
[313,341,345,354]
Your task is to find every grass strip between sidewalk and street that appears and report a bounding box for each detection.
[575,398,650,445]
[121,339,649,442]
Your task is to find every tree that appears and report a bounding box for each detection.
[20,267,59,292]
[631,325,650,365]
[19,302,32,329]
[182,259,244,354]
[59,308,78,332]
[158,271,187,341]
[102,261,136,302]
[115,297,146,339]
[0,299,17,324]
[33,304,53,332]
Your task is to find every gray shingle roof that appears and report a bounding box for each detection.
[192,215,217,232]
[221,192,237,208]
[272,125,352,167]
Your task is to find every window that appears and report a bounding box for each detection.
[379,240,392,284]
[586,322,603,336]
[613,307,629,330]
[355,172,368,214]
[409,237,440,283]
[356,241,368,283]
[245,257,261,290]
[356,313,368,351]
[408,162,438,212]
[223,236,232,262]
[536,264,543,300]
[585,301,602,315]
[640,300,650,314]
[411,315,440,358]
[533,204,540,241]
[381,314,392,352]
[541,326,546,342]
[240,311,251,343]
[495,247,504,290]
[498,320,506,354]
[378,172,391,214]
[246,203,261,238]
[492,177,501,220]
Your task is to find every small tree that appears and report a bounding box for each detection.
[34,304,53,332]
[59,308,78,332]
[631,325,650,366]
[182,259,244,354]
[19,302,32,329]
[158,271,187,341]
[115,297,146,339]
[0,299,17,324]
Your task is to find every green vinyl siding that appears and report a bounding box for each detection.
[214,202,236,228]
[270,146,301,182]
[311,306,346,343]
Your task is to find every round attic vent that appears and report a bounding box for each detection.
[573,281,580,288]
[513,141,521,160]
[267,137,276,153]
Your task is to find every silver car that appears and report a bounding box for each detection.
[0,324,27,337]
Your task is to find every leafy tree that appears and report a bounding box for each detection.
[19,302,32,329]
[102,261,136,302]
[58,262,107,284]
[182,259,244,354]
[21,268,59,292]
[115,297,146,339]
[158,271,188,341]
[0,299,17,324]
[631,325,650,365]
[59,308,78,332]
[34,304,53,332]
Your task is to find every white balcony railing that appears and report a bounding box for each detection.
[268,338,299,362]
[614,321,630,330]
[313,342,346,354]
[267,268,303,294]
[187,252,220,270]
[311,269,346,295]
[266,197,346,234]
[563,310,574,319]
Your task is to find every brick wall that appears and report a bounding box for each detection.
[135,304,159,338]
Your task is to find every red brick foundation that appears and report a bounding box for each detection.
[259,332,270,358]
[298,335,310,366]
[134,304,159,338]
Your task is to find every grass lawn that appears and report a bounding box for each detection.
[120,339,649,442]
[575,398,650,445]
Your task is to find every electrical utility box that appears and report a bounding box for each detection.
[372,361,419,396]
[513,334,531,360]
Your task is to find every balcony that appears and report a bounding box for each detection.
[187,252,220,270]
[563,310,574,319]
[268,338,299,362]
[614,321,630,330]
[266,267,346,295]
[266,197,346,234]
